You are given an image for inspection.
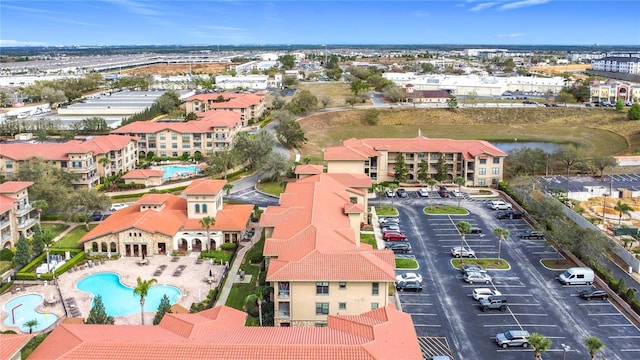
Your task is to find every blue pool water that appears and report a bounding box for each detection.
[77,272,181,316]
[3,294,58,332]
[160,165,202,179]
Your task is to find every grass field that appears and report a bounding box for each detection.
[360,233,377,248]
[52,224,97,249]
[41,223,69,239]
[297,82,360,108]
[299,107,632,159]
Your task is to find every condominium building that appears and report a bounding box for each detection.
[260,172,398,327]
[592,56,640,74]
[80,179,252,257]
[112,111,242,159]
[324,136,507,187]
[184,93,266,126]
[0,181,40,249]
[0,135,138,188]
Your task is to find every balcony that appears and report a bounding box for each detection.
[278,283,290,298]
[15,203,33,216]
[1,232,11,243]
[0,218,10,228]
[75,173,100,185]
[278,303,290,319]
[17,217,38,230]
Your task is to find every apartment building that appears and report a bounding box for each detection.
[80,179,252,257]
[324,136,507,187]
[590,80,640,103]
[0,181,40,249]
[260,172,398,327]
[112,111,242,158]
[184,93,266,126]
[0,135,137,188]
[592,56,640,74]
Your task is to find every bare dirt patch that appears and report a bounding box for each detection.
[530,64,591,75]
[122,63,233,75]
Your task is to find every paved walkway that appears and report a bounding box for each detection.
[215,225,261,306]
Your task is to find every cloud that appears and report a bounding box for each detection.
[499,0,551,11]
[0,39,48,47]
[469,2,498,11]
[498,33,524,38]
[412,10,430,17]
[106,0,162,16]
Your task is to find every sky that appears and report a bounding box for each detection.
[1,0,639,47]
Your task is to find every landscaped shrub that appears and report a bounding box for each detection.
[0,248,13,261]
[199,250,232,264]
[221,242,237,251]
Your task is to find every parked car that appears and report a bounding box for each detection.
[585,103,594,107]
[461,264,486,274]
[418,188,430,197]
[396,272,423,283]
[463,271,492,284]
[438,186,450,198]
[579,288,609,300]
[396,188,408,198]
[383,231,407,241]
[451,246,476,258]
[488,200,512,210]
[379,217,400,225]
[450,189,462,197]
[385,242,412,254]
[385,188,396,197]
[496,330,530,348]
[496,210,523,219]
[469,227,482,234]
[109,203,130,211]
[479,295,508,312]
[91,211,113,221]
[472,288,502,301]
[396,280,423,292]
[519,230,544,239]
[381,224,400,232]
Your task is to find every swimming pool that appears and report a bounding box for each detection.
[77,272,181,316]
[159,165,202,179]
[3,294,58,333]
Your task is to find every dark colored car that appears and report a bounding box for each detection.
[383,231,407,241]
[496,210,523,219]
[91,211,112,221]
[396,280,423,292]
[385,242,412,253]
[579,288,609,300]
[519,230,544,239]
[438,186,450,198]
[470,227,482,234]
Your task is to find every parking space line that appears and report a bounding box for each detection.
[578,302,612,305]
[586,313,624,316]
[478,313,548,316]
[414,324,442,327]
[599,324,636,327]
[620,349,640,352]
[608,336,640,339]
[410,313,439,316]
[483,324,558,327]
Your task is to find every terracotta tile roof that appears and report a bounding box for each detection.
[185,93,264,109]
[294,164,323,175]
[112,111,241,134]
[0,136,135,161]
[182,179,225,195]
[0,333,32,360]
[29,305,421,360]
[0,181,33,193]
[121,169,165,179]
[326,136,506,161]
[0,194,16,213]
[183,204,253,232]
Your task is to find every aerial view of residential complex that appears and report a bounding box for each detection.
[1,1,640,359]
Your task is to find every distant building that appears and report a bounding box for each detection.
[214,74,282,90]
[0,181,40,248]
[592,56,640,74]
[184,93,266,126]
[324,136,507,186]
[589,80,640,103]
[404,85,451,103]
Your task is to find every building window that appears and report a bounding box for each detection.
[314,322,328,327]
[315,302,329,315]
[60,161,67,168]
[372,282,379,295]
[479,168,486,175]
[195,204,200,213]
[479,158,487,164]
[478,179,486,186]
[316,281,329,295]
[339,302,346,310]
[492,167,500,175]
[5,161,12,169]
[182,134,190,140]
[202,204,208,213]
[172,143,178,149]
[339,282,346,290]
[160,143,166,149]
[371,303,379,310]
[349,197,357,204]
[159,134,166,140]
[493,158,500,164]
[171,134,178,140]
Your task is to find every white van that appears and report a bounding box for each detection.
[558,267,594,285]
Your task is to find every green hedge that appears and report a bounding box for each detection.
[15,250,84,281]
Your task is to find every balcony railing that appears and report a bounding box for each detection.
[1,232,11,243]
[0,219,10,228]
[278,311,290,319]
[278,290,290,298]
[17,217,38,230]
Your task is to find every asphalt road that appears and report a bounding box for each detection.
[383,191,640,359]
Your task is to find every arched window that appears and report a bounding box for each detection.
[195,204,200,213]
[202,204,208,213]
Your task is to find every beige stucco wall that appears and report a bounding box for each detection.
[326,160,364,174]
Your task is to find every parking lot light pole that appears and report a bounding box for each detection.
[561,343,570,360]
[603,193,608,225]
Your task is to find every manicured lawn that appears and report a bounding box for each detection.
[360,233,377,248]
[423,205,469,215]
[41,223,69,239]
[451,258,510,270]
[0,261,13,275]
[52,224,97,249]
[375,206,398,216]
[225,234,265,325]
[396,258,418,269]
[256,181,285,197]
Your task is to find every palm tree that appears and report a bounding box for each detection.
[456,221,472,264]
[388,183,398,206]
[245,286,264,326]
[614,200,633,227]
[24,319,39,334]
[427,179,437,209]
[529,332,552,360]
[584,335,604,360]
[493,227,510,259]
[454,176,465,207]
[133,277,157,325]
[31,199,49,218]
[98,157,110,181]
[223,183,234,196]
[199,216,216,252]
[372,183,384,207]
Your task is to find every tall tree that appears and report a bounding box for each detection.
[199,216,215,252]
[614,200,633,227]
[133,277,157,325]
[591,156,616,178]
[13,234,32,268]
[427,179,437,210]
[388,183,398,206]
[153,294,173,325]
[66,188,111,230]
[529,333,552,360]
[23,319,39,334]
[555,145,582,193]
[493,227,510,259]
[85,295,115,324]
[233,131,275,170]
[223,183,234,195]
[372,183,384,207]
[628,103,640,120]
[583,335,604,360]
[278,54,296,70]
[456,221,472,263]
[245,286,264,326]
[417,160,429,184]
[435,153,448,182]
[208,149,236,179]
[454,176,465,207]
[274,111,307,148]
[262,152,291,181]
[393,153,409,183]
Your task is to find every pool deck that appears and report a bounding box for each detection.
[1,254,227,331]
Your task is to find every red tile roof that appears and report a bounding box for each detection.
[182,179,225,195]
[0,333,32,360]
[294,164,323,175]
[112,111,241,134]
[29,305,421,360]
[0,194,15,213]
[325,136,506,161]
[0,181,33,193]
[0,135,136,161]
[121,169,165,179]
[186,93,264,110]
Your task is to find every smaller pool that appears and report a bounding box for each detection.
[160,165,203,179]
[3,294,58,333]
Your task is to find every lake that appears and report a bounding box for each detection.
[491,141,560,154]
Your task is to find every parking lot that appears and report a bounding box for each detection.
[380,189,640,359]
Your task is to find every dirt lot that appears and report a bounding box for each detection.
[122,63,232,75]
[530,64,591,75]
